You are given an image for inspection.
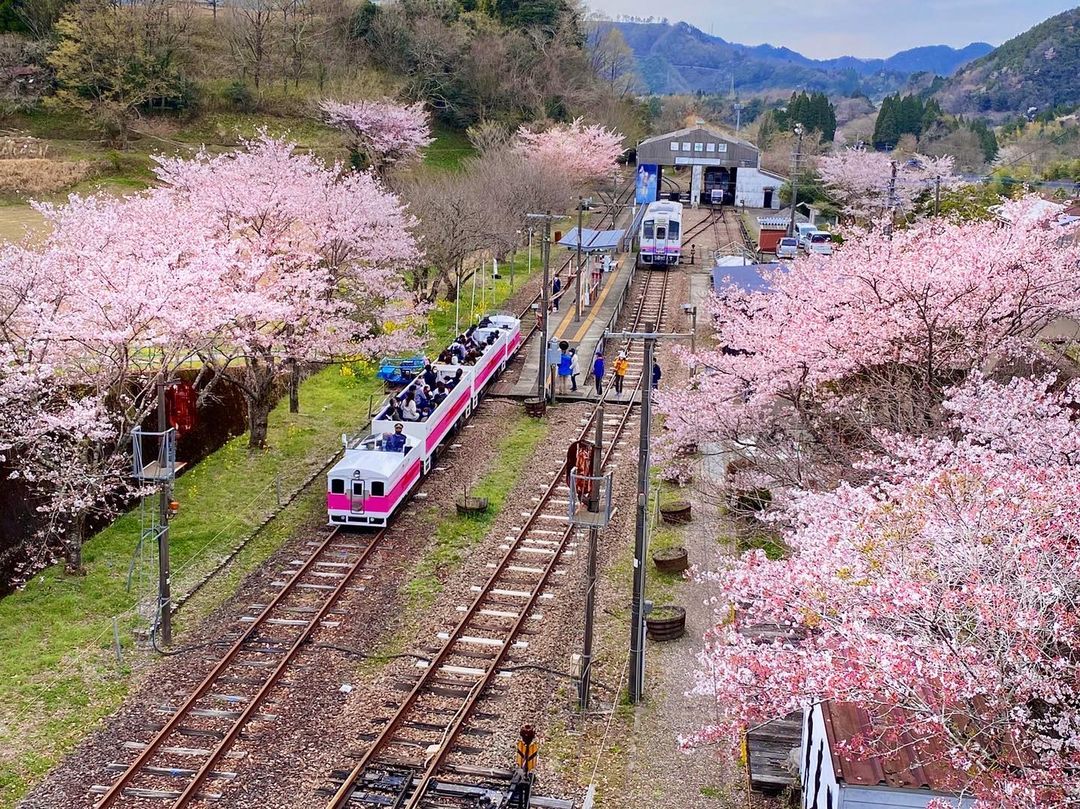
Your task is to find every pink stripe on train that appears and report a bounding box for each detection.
[327,459,422,516]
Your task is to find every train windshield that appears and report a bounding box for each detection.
[669,221,680,239]
[643,220,654,239]
[656,226,666,240]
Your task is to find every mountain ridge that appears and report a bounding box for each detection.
[604,20,992,97]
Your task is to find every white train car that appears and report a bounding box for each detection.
[637,200,683,268]
[327,314,522,527]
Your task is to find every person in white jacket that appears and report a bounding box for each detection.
[569,348,581,392]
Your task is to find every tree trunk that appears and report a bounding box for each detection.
[244,354,276,450]
[64,518,86,576]
[247,394,272,449]
[288,358,300,414]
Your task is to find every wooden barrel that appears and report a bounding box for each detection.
[652,546,689,574]
[524,398,546,418]
[660,500,692,524]
[456,497,489,516]
[646,605,686,641]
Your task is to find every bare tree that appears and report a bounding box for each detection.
[229,0,277,91]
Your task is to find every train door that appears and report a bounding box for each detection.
[640,218,656,265]
[350,479,365,513]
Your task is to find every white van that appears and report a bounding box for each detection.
[794,222,817,250]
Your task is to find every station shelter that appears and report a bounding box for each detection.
[635,123,784,210]
[557,227,624,308]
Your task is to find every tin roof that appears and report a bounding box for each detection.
[821,702,958,792]
[558,227,625,252]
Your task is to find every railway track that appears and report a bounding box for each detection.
[92,526,389,807]
[323,268,671,809]
[679,207,720,246]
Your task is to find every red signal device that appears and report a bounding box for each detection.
[165,381,197,436]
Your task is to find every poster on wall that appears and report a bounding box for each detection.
[635,164,658,204]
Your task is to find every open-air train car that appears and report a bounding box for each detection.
[327,314,522,527]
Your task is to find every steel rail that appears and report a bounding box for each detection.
[328,268,671,809]
[96,525,385,807]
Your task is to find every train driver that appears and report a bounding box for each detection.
[383,423,408,453]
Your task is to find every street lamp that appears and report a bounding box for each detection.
[788,123,804,238]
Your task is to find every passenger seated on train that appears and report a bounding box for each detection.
[415,385,430,411]
[477,316,492,328]
[486,331,497,346]
[383,423,408,453]
[447,369,464,388]
[432,383,448,406]
[438,349,453,364]
[401,392,419,421]
[423,363,438,388]
[451,339,467,362]
[385,400,404,421]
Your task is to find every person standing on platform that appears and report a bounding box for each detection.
[593,351,605,396]
[613,351,628,395]
[652,360,662,390]
[552,276,562,311]
[557,348,572,394]
[569,348,581,392]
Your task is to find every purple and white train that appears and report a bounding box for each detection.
[327,314,523,527]
[637,200,683,268]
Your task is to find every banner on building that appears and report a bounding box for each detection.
[635,164,658,204]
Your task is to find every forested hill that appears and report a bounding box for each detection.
[933,7,1080,119]
[604,20,990,97]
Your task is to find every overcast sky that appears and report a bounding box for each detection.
[589,0,1080,59]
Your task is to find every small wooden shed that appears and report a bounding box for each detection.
[757,216,789,253]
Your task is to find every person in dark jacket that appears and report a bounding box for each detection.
[383,423,408,453]
[652,360,662,390]
[593,352,605,395]
[552,276,562,311]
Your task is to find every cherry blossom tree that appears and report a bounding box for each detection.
[0,191,217,574]
[655,197,1080,491]
[687,376,1080,807]
[512,117,624,182]
[319,98,433,176]
[153,134,422,444]
[818,145,958,223]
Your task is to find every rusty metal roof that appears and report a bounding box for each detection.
[821,701,958,792]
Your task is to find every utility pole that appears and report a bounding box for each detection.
[629,325,655,704]
[886,159,899,237]
[156,378,173,646]
[934,175,942,217]
[787,123,804,237]
[575,198,584,323]
[527,212,555,405]
[578,404,603,711]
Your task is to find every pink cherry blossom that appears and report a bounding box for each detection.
[818,145,958,222]
[319,98,433,174]
[512,118,624,181]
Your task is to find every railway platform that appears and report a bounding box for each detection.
[500,249,640,403]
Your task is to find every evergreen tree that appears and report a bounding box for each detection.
[873,97,900,149]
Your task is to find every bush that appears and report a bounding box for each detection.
[223,80,254,113]
[0,157,95,194]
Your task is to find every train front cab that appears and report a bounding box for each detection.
[327,434,422,527]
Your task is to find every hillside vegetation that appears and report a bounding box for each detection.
[935,7,1080,119]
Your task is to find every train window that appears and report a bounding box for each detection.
[669,221,680,239]
[331,479,345,494]
[643,221,654,239]
[371,482,385,496]
[656,226,666,240]
[352,481,364,497]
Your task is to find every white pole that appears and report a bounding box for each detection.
[470,261,478,323]
[455,270,461,335]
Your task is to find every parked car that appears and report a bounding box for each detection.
[803,231,834,256]
[794,222,817,248]
[775,237,799,259]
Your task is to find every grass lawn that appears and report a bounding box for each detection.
[404,411,547,609]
